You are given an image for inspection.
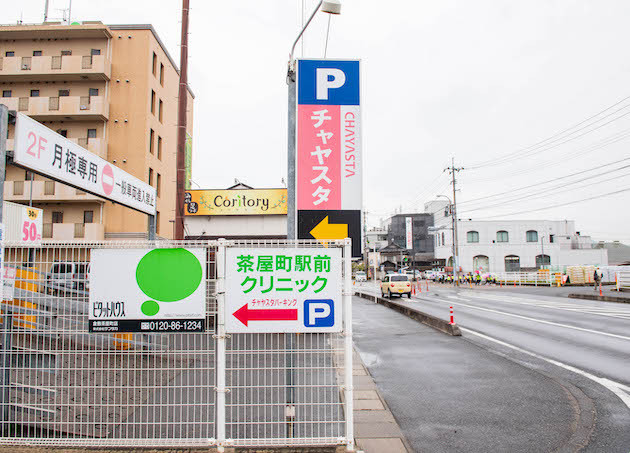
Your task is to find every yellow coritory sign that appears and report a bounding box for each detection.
[185,189,287,216]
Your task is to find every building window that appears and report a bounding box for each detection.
[2,90,11,98]
[473,255,489,272]
[536,254,550,268]
[152,52,157,76]
[90,49,101,56]
[57,129,68,137]
[157,136,162,160]
[148,168,153,185]
[526,230,538,242]
[158,99,163,122]
[149,129,155,154]
[505,255,520,272]
[87,128,97,139]
[441,232,445,245]
[496,230,509,243]
[549,234,555,243]
[52,211,63,224]
[467,231,479,243]
[25,170,34,180]
[83,211,94,224]
[89,88,99,97]
[156,211,160,235]
[156,173,161,197]
[150,90,156,114]
[33,50,43,56]
[30,89,40,97]
[5,51,14,57]
[159,63,164,86]
[61,50,72,56]
[58,89,70,97]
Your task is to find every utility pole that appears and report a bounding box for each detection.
[445,158,463,285]
[174,0,190,240]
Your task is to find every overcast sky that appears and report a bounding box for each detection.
[7,0,630,243]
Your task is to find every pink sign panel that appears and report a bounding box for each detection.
[297,105,341,210]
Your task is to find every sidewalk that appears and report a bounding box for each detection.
[351,348,410,453]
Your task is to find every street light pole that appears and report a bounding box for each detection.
[286,0,341,240]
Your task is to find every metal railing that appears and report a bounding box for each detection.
[494,271,556,286]
[48,97,59,111]
[0,240,353,449]
[616,271,630,291]
[18,97,29,111]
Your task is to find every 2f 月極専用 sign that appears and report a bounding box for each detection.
[13,113,156,215]
[225,247,342,333]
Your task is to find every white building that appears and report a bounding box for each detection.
[426,200,608,273]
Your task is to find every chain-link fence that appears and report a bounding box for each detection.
[0,239,353,450]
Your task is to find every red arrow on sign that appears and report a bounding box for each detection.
[233,304,298,327]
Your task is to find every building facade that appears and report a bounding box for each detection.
[183,183,288,240]
[427,200,608,272]
[0,21,194,240]
[381,213,435,267]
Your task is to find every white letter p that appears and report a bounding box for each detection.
[308,302,331,326]
[316,68,346,100]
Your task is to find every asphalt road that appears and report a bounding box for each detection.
[355,282,630,452]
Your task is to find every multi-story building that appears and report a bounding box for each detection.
[426,200,608,272]
[377,213,435,269]
[0,21,194,240]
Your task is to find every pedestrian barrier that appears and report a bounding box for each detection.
[0,240,353,450]
[495,271,558,287]
[616,270,630,291]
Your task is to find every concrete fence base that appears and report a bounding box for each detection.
[355,292,462,336]
[568,293,630,304]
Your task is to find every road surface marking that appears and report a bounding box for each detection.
[426,299,630,342]
[461,327,630,410]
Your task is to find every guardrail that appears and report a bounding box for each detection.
[494,272,558,287]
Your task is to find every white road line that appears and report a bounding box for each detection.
[460,292,630,320]
[434,300,630,341]
[461,327,630,410]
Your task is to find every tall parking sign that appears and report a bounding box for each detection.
[296,59,362,257]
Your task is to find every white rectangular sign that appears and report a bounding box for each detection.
[14,113,157,215]
[89,248,206,333]
[225,247,342,333]
[2,267,16,302]
[406,217,413,250]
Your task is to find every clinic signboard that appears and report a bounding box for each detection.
[185,189,287,216]
[13,113,156,215]
[89,248,206,333]
[296,59,362,257]
[225,247,342,333]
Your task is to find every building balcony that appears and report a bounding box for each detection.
[5,137,106,159]
[5,180,106,203]
[0,55,111,81]
[2,95,108,121]
[42,222,104,241]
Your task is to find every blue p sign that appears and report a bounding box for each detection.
[304,299,335,327]
[297,60,360,106]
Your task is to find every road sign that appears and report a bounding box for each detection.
[298,210,361,258]
[225,247,342,333]
[296,59,362,257]
[89,248,206,333]
[13,113,156,215]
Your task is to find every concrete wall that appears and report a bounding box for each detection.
[185,215,287,238]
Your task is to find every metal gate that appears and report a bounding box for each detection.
[0,239,353,450]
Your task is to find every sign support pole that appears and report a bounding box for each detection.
[148,214,156,241]
[286,71,296,240]
[0,105,7,225]
[215,240,227,451]
[343,238,354,451]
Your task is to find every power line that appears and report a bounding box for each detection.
[468,186,630,219]
[467,94,630,169]
[458,157,630,206]
[459,169,630,214]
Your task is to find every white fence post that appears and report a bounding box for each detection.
[343,239,354,451]
[215,240,227,450]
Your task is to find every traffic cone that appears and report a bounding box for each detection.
[426,280,429,292]
[418,281,422,293]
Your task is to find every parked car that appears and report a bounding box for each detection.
[405,270,421,279]
[381,274,412,298]
[355,271,367,282]
[47,262,90,296]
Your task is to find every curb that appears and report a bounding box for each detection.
[568,293,630,304]
[355,291,462,336]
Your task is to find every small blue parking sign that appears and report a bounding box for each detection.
[304,299,335,327]
[297,60,360,105]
